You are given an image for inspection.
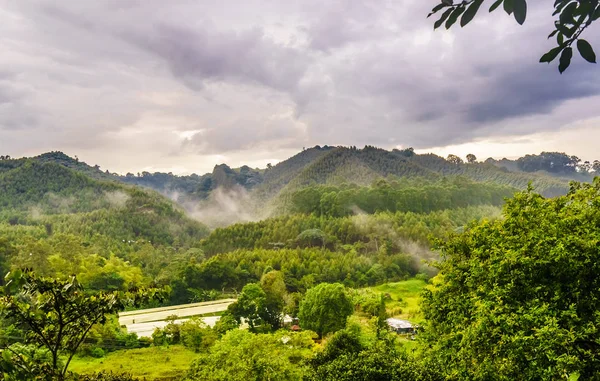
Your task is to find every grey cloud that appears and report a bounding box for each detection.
[0,78,40,130]
[1,0,599,173]
[124,23,311,93]
[305,0,386,51]
[35,2,313,92]
[184,114,306,155]
[467,63,600,124]
[291,0,600,148]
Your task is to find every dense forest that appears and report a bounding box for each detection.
[0,148,599,380]
[10,148,592,216]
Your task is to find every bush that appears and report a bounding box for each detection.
[90,347,105,358]
[213,312,239,337]
[137,337,152,348]
[180,318,218,352]
[152,327,167,346]
[114,332,139,349]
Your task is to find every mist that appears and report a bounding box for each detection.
[165,186,264,229]
[351,212,438,276]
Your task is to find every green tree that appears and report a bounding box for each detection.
[428,0,599,72]
[517,152,581,173]
[212,312,239,336]
[184,330,315,381]
[421,179,600,380]
[0,270,160,381]
[179,318,218,352]
[298,283,353,338]
[259,270,287,329]
[466,153,477,164]
[228,283,268,332]
[0,238,16,285]
[446,154,463,165]
[308,328,441,381]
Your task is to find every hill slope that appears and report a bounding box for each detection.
[4,147,594,225]
[0,158,209,246]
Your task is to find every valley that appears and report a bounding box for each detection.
[0,147,598,380]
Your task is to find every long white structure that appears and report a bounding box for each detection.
[118,299,236,338]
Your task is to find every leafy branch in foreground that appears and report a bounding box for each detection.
[428,0,599,73]
[0,270,163,381]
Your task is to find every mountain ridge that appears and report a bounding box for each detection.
[1,147,595,223]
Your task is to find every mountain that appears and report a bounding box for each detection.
[0,157,209,246]
[4,147,595,226]
[258,146,588,203]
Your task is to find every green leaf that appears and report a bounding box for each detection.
[461,0,483,26]
[559,46,573,73]
[503,0,514,15]
[513,0,527,24]
[557,24,575,38]
[428,3,447,18]
[445,7,465,29]
[540,46,563,63]
[434,8,454,29]
[577,39,597,63]
[573,2,591,18]
[489,0,503,12]
[548,30,558,39]
[560,2,578,25]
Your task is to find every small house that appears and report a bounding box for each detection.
[386,318,415,334]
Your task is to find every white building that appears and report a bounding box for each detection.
[386,318,415,334]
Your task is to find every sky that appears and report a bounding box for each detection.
[1,0,599,175]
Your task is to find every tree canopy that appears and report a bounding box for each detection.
[298,283,353,338]
[421,179,600,379]
[428,0,599,72]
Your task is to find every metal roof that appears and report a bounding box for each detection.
[386,318,413,329]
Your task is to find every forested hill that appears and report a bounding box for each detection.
[258,147,592,214]
[0,157,209,247]
[2,147,595,219]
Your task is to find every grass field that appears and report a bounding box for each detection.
[371,278,427,323]
[69,345,199,380]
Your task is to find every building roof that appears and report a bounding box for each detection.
[386,318,413,329]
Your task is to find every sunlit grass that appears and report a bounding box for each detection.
[69,345,199,380]
[371,278,427,323]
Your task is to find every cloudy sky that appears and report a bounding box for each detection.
[1,1,599,175]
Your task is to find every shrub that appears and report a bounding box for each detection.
[90,347,105,358]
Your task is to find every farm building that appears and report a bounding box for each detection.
[386,318,415,334]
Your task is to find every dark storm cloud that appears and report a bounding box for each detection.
[467,62,600,124]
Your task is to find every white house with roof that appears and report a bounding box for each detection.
[386,318,416,334]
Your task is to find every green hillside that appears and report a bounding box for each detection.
[14,148,592,216]
[0,157,209,292]
[0,160,119,213]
